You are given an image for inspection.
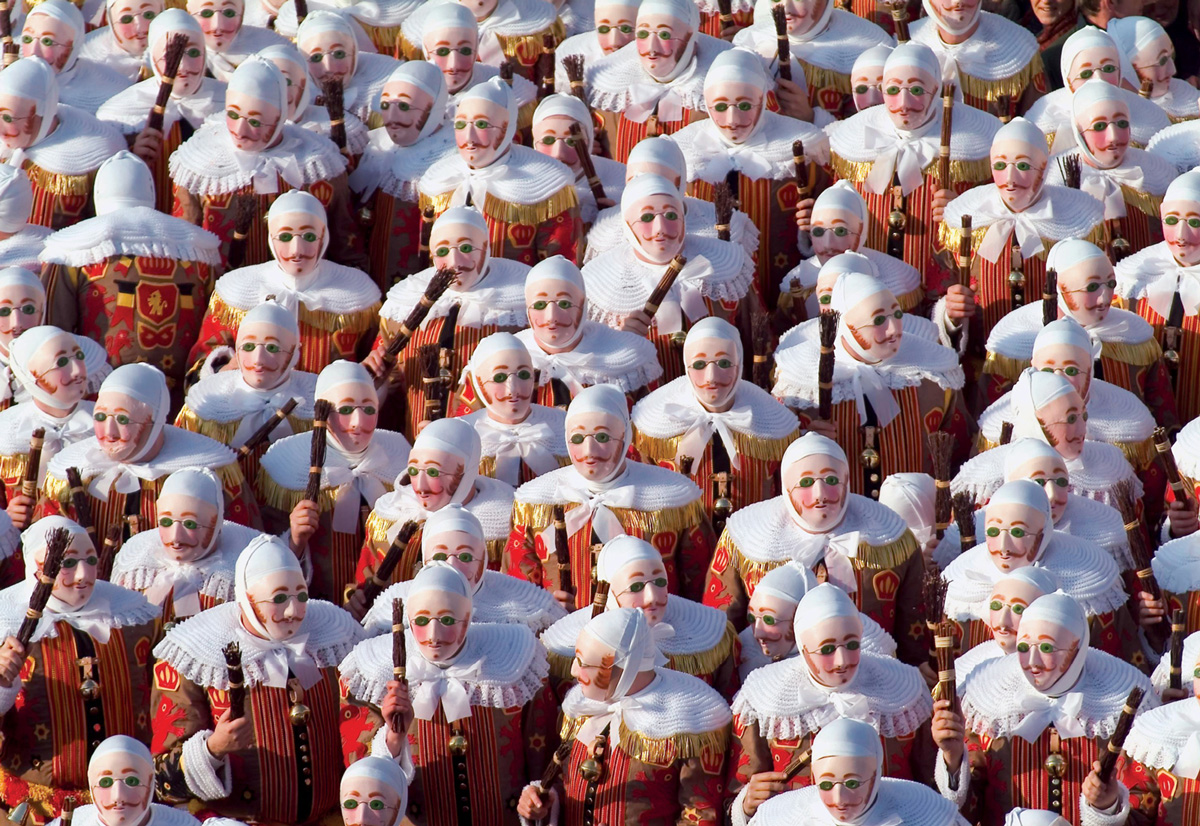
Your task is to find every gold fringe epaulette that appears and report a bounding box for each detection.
[1101,336,1162,366]
[560,715,730,766]
[549,621,735,679]
[478,453,571,480]
[797,60,850,94]
[43,464,241,503]
[981,350,1029,382]
[831,153,991,187]
[0,453,29,487]
[420,186,580,227]
[517,100,537,132]
[360,22,403,53]
[22,162,92,197]
[43,472,73,505]
[731,529,917,584]
[978,430,1155,470]
[365,509,397,546]
[633,428,797,464]
[548,648,575,680]
[497,20,565,59]
[395,32,422,61]
[1120,186,1164,218]
[937,215,1107,257]
[256,467,344,514]
[959,54,1043,104]
[512,497,707,535]
[174,406,313,444]
[896,285,923,312]
[207,292,381,336]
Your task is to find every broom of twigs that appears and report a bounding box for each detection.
[223,641,246,719]
[1042,269,1058,327]
[236,398,300,458]
[752,310,772,390]
[360,521,419,606]
[1113,477,1162,604]
[16,526,68,648]
[888,0,910,42]
[294,0,309,26]
[64,467,97,549]
[952,490,976,555]
[1097,687,1144,783]
[1154,427,1194,509]
[20,429,43,504]
[999,421,1014,445]
[563,54,612,159]
[641,255,688,321]
[928,432,954,541]
[817,311,839,421]
[714,182,734,243]
[391,598,407,729]
[533,739,576,826]
[372,267,456,389]
[1169,607,1186,691]
[0,0,18,66]
[591,579,610,617]
[1058,154,1082,189]
[227,195,258,271]
[304,400,332,504]
[319,77,348,153]
[147,34,189,134]
[537,32,556,98]
[772,5,791,82]
[570,123,607,205]
[96,525,122,582]
[416,206,436,270]
[922,570,949,672]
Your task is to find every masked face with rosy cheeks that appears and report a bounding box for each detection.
[800,614,862,687]
[191,0,242,52]
[747,591,797,659]
[991,139,1046,213]
[93,391,155,462]
[431,223,488,290]
[246,567,308,640]
[984,501,1046,573]
[266,57,307,119]
[454,98,509,169]
[1010,456,1071,524]
[89,750,152,826]
[267,210,323,276]
[1162,199,1200,267]
[1058,258,1115,327]
[339,775,404,826]
[110,0,162,55]
[153,33,205,97]
[156,492,218,563]
[526,280,584,351]
[476,348,534,424]
[595,5,637,53]
[0,94,41,150]
[813,755,877,824]
[1035,389,1088,460]
[406,447,465,511]
[236,322,294,390]
[635,14,692,80]
[987,576,1044,653]
[784,453,848,531]
[611,558,669,625]
[706,81,763,145]
[842,291,903,362]
[301,29,354,84]
[1132,33,1175,96]
[407,588,471,663]
[929,0,981,31]
[1067,46,1122,92]
[425,29,477,94]
[625,193,685,264]
[42,533,97,609]
[533,114,587,174]
[1077,99,1130,169]
[571,628,618,701]
[852,64,884,111]
[225,90,282,152]
[455,0,499,21]
[326,383,379,453]
[566,411,626,481]
[882,70,935,130]
[27,331,87,410]
[0,281,42,356]
[1017,618,1081,691]
[777,0,828,36]
[684,337,739,411]
[423,530,485,589]
[380,80,433,147]
[1032,343,1092,402]
[19,16,74,71]
[811,208,863,263]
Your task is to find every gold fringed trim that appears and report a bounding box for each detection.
[174,407,313,444]
[1101,336,1162,366]
[981,350,1029,383]
[797,60,851,95]
[938,214,1107,256]
[560,715,730,766]
[477,453,571,479]
[831,153,991,187]
[896,285,923,312]
[977,431,997,454]
[1118,436,1156,471]
[548,648,574,680]
[395,33,422,60]
[517,100,537,132]
[23,162,92,197]
[207,292,380,335]
[632,428,798,464]
[255,468,340,514]
[43,473,72,505]
[360,23,403,48]
[1120,185,1163,219]
[0,453,29,486]
[665,622,737,677]
[512,498,708,535]
[365,509,394,546]
[420,186,581,225]
[959,55,1041,104]
[497,20,566,58]
[732,530,917,582]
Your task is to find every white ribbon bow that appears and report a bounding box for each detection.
[625,82,687,125]
[39,415,94,484]
[692,129,774,182]
[1173,731,1200,780]
[42,596,115,644]
[229,388,299,449]
[453,285,505,328]
[840,358,902,429]
[1080,164,1143,220]
[797,681,873,728]
[1010,690,1086,741]
[324,461,390,534]
[794,530,861,594]
[536,354,586,396]
[575,694,644,748]
[84,446,161,502]
[661,401,752,472]
[1145,265,1200,319]
[408,655,482,723]
[652,256,713,335]
[978,212,1047,263]
[473,416,560,488]
[231,147,304,195]
[144,562,206,619]
[560,477,635,543]
[447,154,512,211]
[238,630,321,689]
[862,122,938,196]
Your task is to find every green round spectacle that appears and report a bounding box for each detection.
[0,303,38,317]
[625,577,668,593]
[816,640,860,655]
[986,525,1027,538]
[1016,641,1059,654]
[540,134,579,147]
[817,779,862,791]
[1090,119,1130,131]
[638,211,679,222]
[432,551,476,563]
[199,8,238,17]
[713,101,754,112]
[854,84,871,95]
[93,412,134,426]
[884,85,924,96]
[1164,216,1200,228]
[434,46,473,57]
[569,432,612,444]
[342,799,385,810]
[381,100,411,111]
[274,231,319,243]
[690,358,734,370]
[434,243,475,257]
[811,226,850,238]
[412,615,459,626]
[819,294,832,305]
[159,516,201,530]
[336,405,377,416]
[1078,64,1118,79]
[993,161,1034,172]
[454,118,498,131]
[53,351,85,368]
[60,555,99,569]
[1083,279,1117,292]
[597,24,634,33]
[531,299,574,311]
[490,369,533,383]
[636,29,673,39]
[241,341,282,353]
[185,46,202,58]
[989,600,1026,614]
[408,465,442,477]
[871,310,904,325]
[796,475,840,487]
[270,591,309,604]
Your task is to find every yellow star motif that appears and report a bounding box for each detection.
[33,723,49,741]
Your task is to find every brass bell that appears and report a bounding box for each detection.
[1112,236,1131,254]
[357,206,374,225]
[887,209,906,230]
[447,733,470,756]
[1008,270,1025,288]
[79,677,100,700]
[1044,752,1066,779]
[1165,348,1180,365]
[578,757,602,783]
[289,702,311,726]
[860,447,880,470]
[714,496,733,518]
[669,331,687,345]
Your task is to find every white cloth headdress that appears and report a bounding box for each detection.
[25,0,86,74]
[810,716,885,822]
[0,58,60,154]
[405,562,476,721]
[93,150,155,214]
[533,93,594,153]
[383,60,449,144]
[420,504,486,591]
[1010,367,1079,450]
[625,136,688,184]
[851,44,893,83]
[85,363,171,500]
[985,479,1054,563]
[1009,592,1091,741]
[1060,26,1135,91]
[143,466,224,615]
[524,254,587,349]
[571,606,657,746]
[701,48,769,147]
[444,79,518,207]
[88,734,153,787]
[254,44,312,121]
[296,10,359,76]
[1004,810,1071,826]
[225,58,289,166]
[408,417,482,513]
[754,561,816,605]
[1070,79,1136,217]
[558,385,633,541]
[812,181,869,247]
[9,325,78,410]
[1002,438,1067,485]
[635,0,699,83]
[341,756,411,813]
[878,473,935,547]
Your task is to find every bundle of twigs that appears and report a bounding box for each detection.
[772,5,791,81]
[500,60,515,86]
[888,0,910,43]
[928,432,954,541]
[714,182,734,243]
[1043,269,1058,326]
[17,527,69,648]
[922,570,949,672]
[562,55,612,157]
[96,525,122,582]
[953,491,976,554]
[319,77,347,153]
[570,123,607,205]
[64,467,97,548]
[20,429,43,502]
[534,740,575,826]
[373,267,456,388]
[1154,427,1194,509]
[1169,607,1186,691]
[304,400,332,503]
[641,255,688,319]
[718,0,735,38]
[227,195,259,271]
[1113,478,1161,602]
[391,598,406,730]
[1058,154,1081,189]
[361,521,419,606]
[537,33,556,98]
[817,311,839,421]
[752,311,772,390]
[237,398,300,458]
[147,34,188,134]
[1139,78,1153,99]
[552,505,573,600]
[416,206,436,270]
[295,0,309,26]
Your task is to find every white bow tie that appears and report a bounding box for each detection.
[84,447,159,502]
[144,561,206,619]
[1145,265,1200,319]
[1011,690,1085,741]
[560,473,635,543]
[794,530,861,594]
[238,630,321,689]
[862,121,938,197]
[650,256,713,335]
[661,401,752,473]
[978,211,1047,263]
[1080,164,1143,220]
[839,355,902,429]
[447,155,512,212]
[692,128,773,182]
[408,654,482,723]
[473,416,559,487]
[324,461,389,534]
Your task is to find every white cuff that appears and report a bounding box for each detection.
[934,752,971,808]
[728,786,752,826]
[281,529,314,585]
[181,730,232,801]
[517,782,560,826]
[200,346,234,379]
[930,297,967,354]
[1161,518,1175,545]
[1079,782,1130,826]
[369,723,416,783]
